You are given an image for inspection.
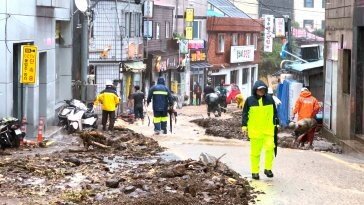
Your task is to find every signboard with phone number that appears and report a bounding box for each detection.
[20,45,38,84]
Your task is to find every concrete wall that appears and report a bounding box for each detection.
[230,0,259,19]
[176,0,208,41]
[0,0,72,133]
[324,0,354,140]
[294,0,325,29]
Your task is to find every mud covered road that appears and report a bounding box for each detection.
[0,127,258,205]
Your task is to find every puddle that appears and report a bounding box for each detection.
[103,156,158,172]
[55,173,88,190]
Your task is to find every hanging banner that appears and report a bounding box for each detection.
[179,39,189,54]
[264,15,274,53]
[143,0,153,18]
[275,18,285,37]
[20,45,38,84]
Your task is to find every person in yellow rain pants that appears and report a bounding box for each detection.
[241,80,278,180]
[235,93,245,109]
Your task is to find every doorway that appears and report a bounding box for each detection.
[356,27,364,134]
[12,43,28,119]
[39,52,47,120]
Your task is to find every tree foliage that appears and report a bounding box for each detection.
[258,39,282,78]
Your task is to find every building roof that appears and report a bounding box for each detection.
[207,17,263,32]
[292,28,324,42]
[208,0,249,18]
[287,60,324,72]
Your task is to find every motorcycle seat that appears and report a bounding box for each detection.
[83,113,97,119]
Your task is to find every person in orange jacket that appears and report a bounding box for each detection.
[292,87,320,121]
[291,87,320,147]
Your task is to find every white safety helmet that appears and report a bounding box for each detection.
[105,80,113,86]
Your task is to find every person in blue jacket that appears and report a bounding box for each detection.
[147,77,173,135]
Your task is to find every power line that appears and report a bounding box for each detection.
[231,0,325,14]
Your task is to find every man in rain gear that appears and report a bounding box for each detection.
[242,80,278,180]
[205,92,221,117]
[216,82,228,112]
[292,87,320,121]
[147,77,173,135]
[292,87,320,147]
[94,80,120,131]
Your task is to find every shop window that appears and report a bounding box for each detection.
[246,33,251,45]
[155,22,160,39]
[253,33,258,50]
[242,68,249,84]
[304,0,314,8]
[232,33,238,46]
[217,33,224,53]
[165,22,170,39]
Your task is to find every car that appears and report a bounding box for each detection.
[215,84,241,104]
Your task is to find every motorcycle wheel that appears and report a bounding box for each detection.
[9,134,20,148]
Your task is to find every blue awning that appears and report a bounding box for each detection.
[287,60,324,72]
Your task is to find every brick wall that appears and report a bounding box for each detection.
[206,17,263,67]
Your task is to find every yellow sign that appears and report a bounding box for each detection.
[186,27,193,40]
[185,8,194,22]
[191,52,206,62]
[20,45,38,84]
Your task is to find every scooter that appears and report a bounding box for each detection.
[67,102,98,133]
[0,117,25,149]
[58,99,86,127]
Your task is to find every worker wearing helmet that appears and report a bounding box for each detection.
[241,80,278,180]
[94,80,120,131]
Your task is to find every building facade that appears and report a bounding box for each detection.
[324,0,364,154]
[294,0,325,30]
[206,17,262,98]
[259,0,294,18]
[143,1,179,95]
[88,0,144,109]
[0,0,73,136]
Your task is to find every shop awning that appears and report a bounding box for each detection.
[287,60,323,72]
[190,62,213,69]
[124,61,146,72]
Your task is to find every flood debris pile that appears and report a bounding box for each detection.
[278,132,342,153]
[0,129,256,205]
[79,127,164,157]
[192,113,342,154]
[191,112,245,140]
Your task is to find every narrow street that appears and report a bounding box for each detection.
[127,105,364,205]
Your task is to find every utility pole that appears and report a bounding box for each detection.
[81,13,88,101]
[286,17,292,53]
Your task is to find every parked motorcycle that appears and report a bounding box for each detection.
[67,102,98,133]
[58,99,86,127]
[0,117,25,150]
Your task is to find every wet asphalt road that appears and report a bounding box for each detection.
[128,105,364,205]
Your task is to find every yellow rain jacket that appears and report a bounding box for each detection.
[241,80,278,174]
[95,87,120,111]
